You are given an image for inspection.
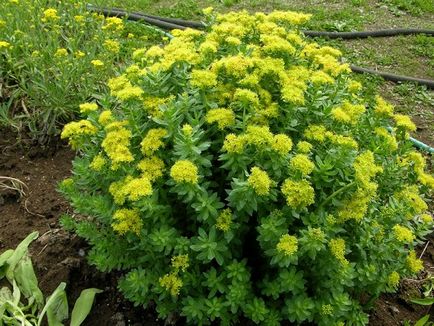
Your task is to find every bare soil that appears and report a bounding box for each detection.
[0,128,433,325]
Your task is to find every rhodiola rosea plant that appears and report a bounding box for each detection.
[59,8,434,325]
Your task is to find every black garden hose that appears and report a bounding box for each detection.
[87,5,434,89]
[303,29,434,39]
[350,65,434,88]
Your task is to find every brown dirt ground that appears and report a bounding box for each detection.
[1,128,434,325]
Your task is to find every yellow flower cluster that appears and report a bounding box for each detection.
[98,110,113,125]
[331,101,366,125]
[109,175,153,204]
[89,153,106,171]
[61,120,97,148]
[374,96,394,117]
[190,69,218,88]
[79,102,98,114]
[329,238,348,266]
[289,154,315,176]
[170,160,198,184]
[393,114,416,132]
[216,208,232,232]
[276,234,298,256]
[395,185,428,217]
[353,151,383,191]
[387,271,400,288]
[159,272,183,296]
[137,156,165,182]
[392,225,415,243]
[337,188,371,222]
[374,127,398,151]
[271,134,293,155]
[222,134,245,154]
[297,141,313,153]
[281,179,315,209]
[102,17,124,31]
[42,8,59,22]
[205,108,235,130]
[104,39,120,54]
[401,151,434,190]
[0,41,11,49]
[112,208,142,235]
[233,88,260,107]
[54,48,68,57]
[101,125,134,169]
[171,254,190,272]
[91,59,104,68]
[320,304,333,316]
[406,250,423,273]
[140,128,167,156]
[247,167,272,196]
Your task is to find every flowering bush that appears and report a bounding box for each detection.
[0,0,158,142]
[60,9,434,325]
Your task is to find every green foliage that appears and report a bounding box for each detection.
[0,231,101,326]
[0,0,159,143]
[60,9,434,325]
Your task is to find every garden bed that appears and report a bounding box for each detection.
[0,128,432,325]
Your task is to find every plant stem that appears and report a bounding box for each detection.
[319,181,356,208]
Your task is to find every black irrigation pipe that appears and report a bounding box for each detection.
[350,65,434,89]
[303,29,434,38]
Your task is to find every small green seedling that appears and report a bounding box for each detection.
[0,231,102,326]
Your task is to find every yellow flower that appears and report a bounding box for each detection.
[0,41,11,49]
[116,85,144,101]
[353,151,383,189]
[104,39,120,54]
[267,10,312,25]
[216,208,232,232]
[276,234,298,256]
[222,134,245,154]
[112,208,142,235]
[331,101,365,125]
[182,124,193,136]
[271,134,293,155]
[74,15,85,23]
[141,128,167,156]
[89,154,106,171]
[388,271,400,288]
[170,160,198,184]
[137,156,165,182]
[171,255,189,272]
[321,304,333,316]
[420,213,432,224]
[245,125,273,147]
[54,48,68,57]
[281,179,315,209]
[101,127,134,168]
[205,108,235,130]
[393,225,415,243]
[304,125,327,142]
[374,96,394,117]
[395,185,428,217]
[123,177,153,201]
[310,70,334,85]
[329,238,348,266]
[103,17,124,31]
[393,114,416,132]
[233,88,260,107]
[91,59,104,68]
[159,272,183,296]
[98,110,113,126]
[202,7,214,15]
[406,250,423,273]
[290,154,315,176]
[190,69,218,89]
[42,8,59,22]
[348,80,362,93]
[374,127,398,151]
[79,102,98,114]
[297,141,312,153]
[248,167,272,196]
[337,188,371,222]
[61,120,97,147]
[75,50,85,58]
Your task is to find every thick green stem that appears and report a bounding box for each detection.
[319,181,356,208]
